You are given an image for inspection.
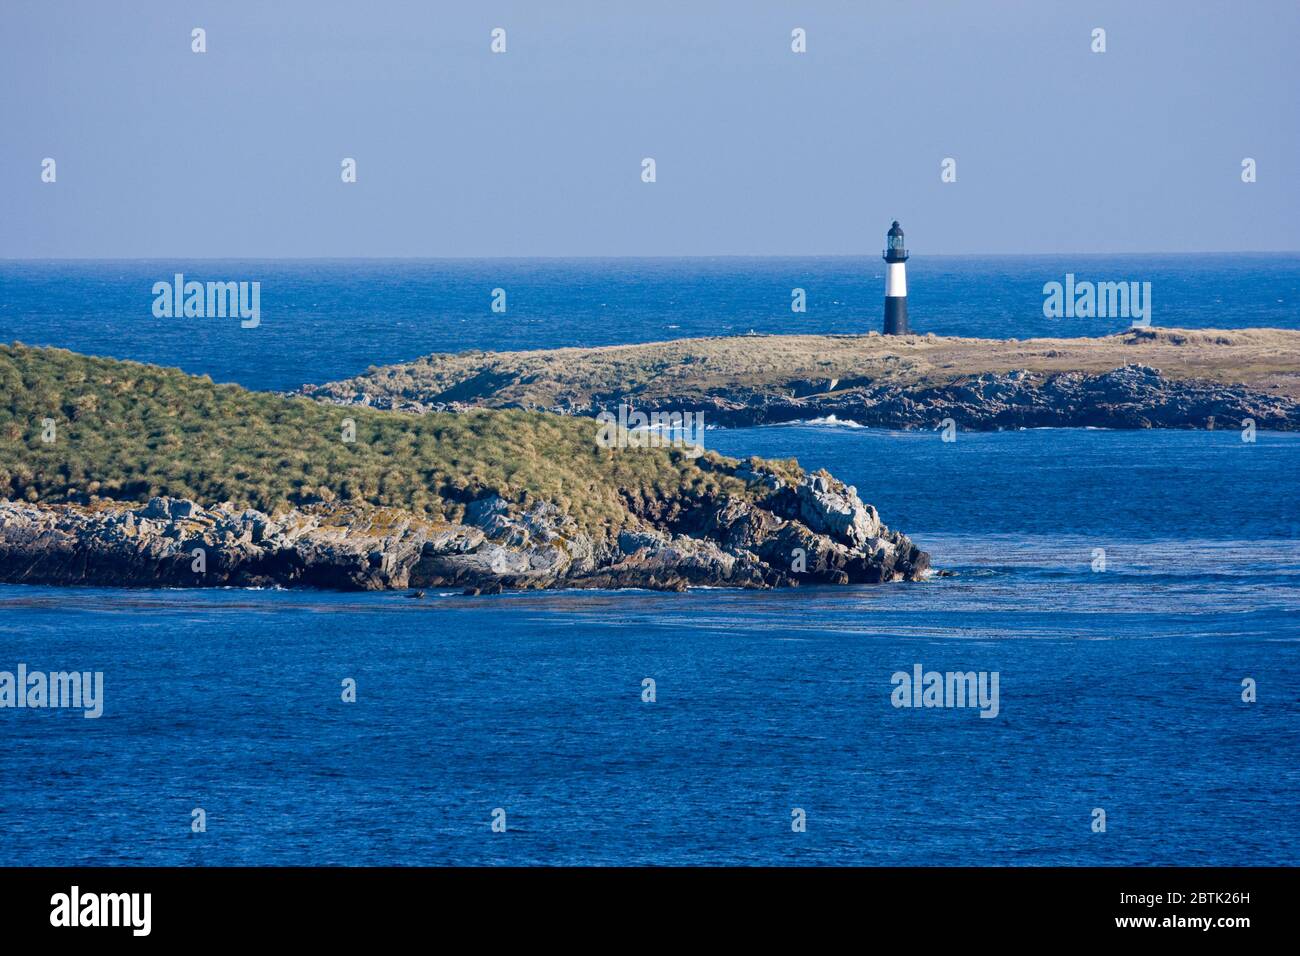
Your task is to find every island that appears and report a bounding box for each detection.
[0,344,928,592]
[300,327,1300,430]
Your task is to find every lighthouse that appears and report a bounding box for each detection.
[882,220,910,335]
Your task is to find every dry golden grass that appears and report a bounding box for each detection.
[314,327,1300,408]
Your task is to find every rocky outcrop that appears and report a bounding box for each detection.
[305,364,1298,431]
[0,471,929,592]
[684,365,1300,431]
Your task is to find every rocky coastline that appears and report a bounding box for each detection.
[606,365,1299,431]
[0,469,930,593]
[310,363,1298,431]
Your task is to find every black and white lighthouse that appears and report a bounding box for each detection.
[882,220,910,335]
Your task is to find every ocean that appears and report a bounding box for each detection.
[0,257,1297,865]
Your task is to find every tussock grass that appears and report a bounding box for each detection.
[0,344,769,536]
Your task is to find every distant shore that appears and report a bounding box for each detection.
[302,327,1300,431]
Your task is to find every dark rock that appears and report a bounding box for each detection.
[0,464,931,594]
[493,366,1298,432]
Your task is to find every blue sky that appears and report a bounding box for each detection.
[2,0,1297,257]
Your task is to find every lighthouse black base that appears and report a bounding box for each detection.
[884,297,909,336]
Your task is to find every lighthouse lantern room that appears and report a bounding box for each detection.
[882,220,910,335]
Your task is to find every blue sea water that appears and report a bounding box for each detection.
[0,258,1298,865]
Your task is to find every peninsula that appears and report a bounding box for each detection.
[301,328,1300,430]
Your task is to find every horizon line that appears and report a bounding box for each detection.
[4,250,1300,263]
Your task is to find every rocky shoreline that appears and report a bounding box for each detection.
[310,363,1299,431]
[601,365,1300,431]
[0,468,930,593]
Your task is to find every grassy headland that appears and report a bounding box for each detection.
[0,343,931,593]
[0,343,787,539]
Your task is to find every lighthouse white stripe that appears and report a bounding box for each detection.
[886,262,907,297]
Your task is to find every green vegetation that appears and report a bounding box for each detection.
[0,344,793,536]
